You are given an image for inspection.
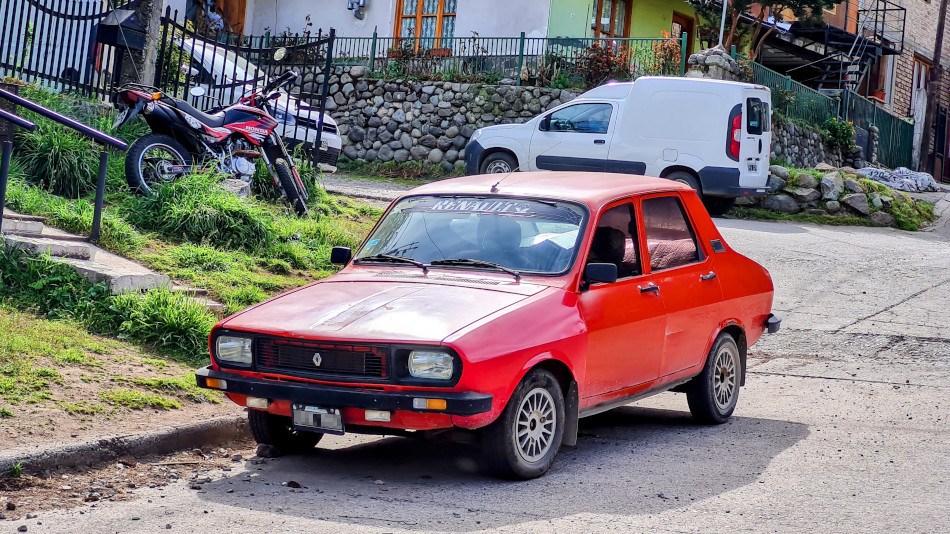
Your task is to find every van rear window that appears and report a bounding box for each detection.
[746,98,770,135]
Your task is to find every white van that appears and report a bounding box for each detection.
[464,77,772,214]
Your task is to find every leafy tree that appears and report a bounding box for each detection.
[686,0,838,60]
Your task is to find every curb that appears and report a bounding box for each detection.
[0,415,250,477]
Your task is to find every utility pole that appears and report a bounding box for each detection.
[920,0,949,173]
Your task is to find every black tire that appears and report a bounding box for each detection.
[665,170,703,200]
[125,133,191,196]
[703,197,737,217]
[479,152,518,174]
[248,410,322,454]
[273,158,308,217]
[687,333,742,424]
[482,369,565,480]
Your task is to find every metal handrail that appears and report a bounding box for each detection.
[0,87,127,150]
[0,87,127,242]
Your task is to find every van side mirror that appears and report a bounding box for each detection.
[330,246,352,265]
[585,263,618,284]
[539,116,551,131]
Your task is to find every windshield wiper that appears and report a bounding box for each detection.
[354,254,428,272]
[429,258,521,281]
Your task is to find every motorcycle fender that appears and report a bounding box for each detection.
[117,100,148,129]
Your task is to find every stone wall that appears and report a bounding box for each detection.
[294,65,577,171]
[769,118,867,170]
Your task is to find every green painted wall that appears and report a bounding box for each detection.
[547,0,595,38]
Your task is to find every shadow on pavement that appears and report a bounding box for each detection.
[196,405,808,532]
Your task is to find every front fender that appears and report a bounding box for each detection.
[475,135,529,169]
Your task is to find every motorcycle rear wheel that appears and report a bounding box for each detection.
[274,158,308,217]
[126,133,192,196]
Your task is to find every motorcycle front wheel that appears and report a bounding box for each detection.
[274,158,308,217]
[126,133,192,196]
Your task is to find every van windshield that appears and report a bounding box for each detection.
[354,196,588,275]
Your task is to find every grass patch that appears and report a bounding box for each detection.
[730,207,877,227]
[0,407,14,418]
[117,376,220,403]
[59,401,106,415]
[338,158,461,182]
[859,179,936,231]
[99,388,180,410]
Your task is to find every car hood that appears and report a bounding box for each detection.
[222,277,547,344]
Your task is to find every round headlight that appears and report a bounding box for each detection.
[408,351,454,380]
[216,336,252,365]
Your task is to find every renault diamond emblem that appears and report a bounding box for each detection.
[312,352,322,367]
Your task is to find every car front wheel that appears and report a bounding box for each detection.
[482,369,565,479]
[248,410,322,455]
[687,333,741,424]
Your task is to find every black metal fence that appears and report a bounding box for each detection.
[0,0,133,100]
[154,8,339,169]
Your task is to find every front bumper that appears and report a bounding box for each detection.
[464,139,484,175]
[195,366,493,416]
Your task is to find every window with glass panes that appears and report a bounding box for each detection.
[394,0,457,50]
[590,0,632,38]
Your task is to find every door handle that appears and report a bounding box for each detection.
[638,283,660,294]
[758,139,763,153]
[701,271,717,281]
[594,139,606,144]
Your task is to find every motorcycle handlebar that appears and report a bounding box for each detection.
[263,70,299,95]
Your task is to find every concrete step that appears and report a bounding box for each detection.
[61,253,171,294]
[1,218,45,235]
[171,285,210,297]
[189,295,226,316]
[4,234,91,260]
[2,209,45,223]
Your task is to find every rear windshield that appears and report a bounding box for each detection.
[746,97,770,135]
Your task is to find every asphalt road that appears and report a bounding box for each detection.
[16,219,950,533]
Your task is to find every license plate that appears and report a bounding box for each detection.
[292,404,344,435]
[320,140,328,151]
[748,161,758,173]
[113,108,129,129]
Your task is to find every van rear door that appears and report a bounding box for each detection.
[739,90,771,188]
[528,102,616,171]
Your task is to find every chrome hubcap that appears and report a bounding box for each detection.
[486,160,512,173]
[140,143,186,185]
[515,387,556,463]
[713,345,738,410]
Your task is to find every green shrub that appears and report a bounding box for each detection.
[16,122,100,198]
[122,172,274,251]
[821,117,857,151]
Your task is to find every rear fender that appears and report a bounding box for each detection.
[703,319,748,386]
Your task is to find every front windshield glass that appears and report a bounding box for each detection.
[355,196,588,275]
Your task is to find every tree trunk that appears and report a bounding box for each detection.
[920,0,949,173]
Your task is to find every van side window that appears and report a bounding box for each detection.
[587,203,641,278]
[642,196,700,271]
[746,98,770,135]
[546,103,612,134]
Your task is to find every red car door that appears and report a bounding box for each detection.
[639,193,724,379]
[578,201,666,401]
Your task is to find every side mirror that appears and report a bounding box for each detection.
[330,246,352,265]
[189,86,207,97]
[585,263,618,284]
[539,116,550,131]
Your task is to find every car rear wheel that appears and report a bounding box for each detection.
[480,152,518,174]
[482,369,565,479]
[248,410,322,454]
[665,171,702,198]
[687,333,741,424]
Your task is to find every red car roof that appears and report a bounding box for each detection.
[404,172,693,208]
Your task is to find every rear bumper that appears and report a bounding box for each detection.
[195,367,493,416]
[699,166,769,197]
[766,313,782,334]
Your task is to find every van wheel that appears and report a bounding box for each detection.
[703,197,736,217]
[482,369,565,479]
[665,171,702,199]
[480,152,518,174]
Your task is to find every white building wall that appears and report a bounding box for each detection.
[455,0,549,38]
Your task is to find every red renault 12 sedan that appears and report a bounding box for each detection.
[197,172,780,479]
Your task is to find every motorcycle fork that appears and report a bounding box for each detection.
[263,134,310,201]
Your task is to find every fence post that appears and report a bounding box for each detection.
[369,31,378,73]
[314,29,335,173]
[784,75,792,90]
[516,32,526,86]
[730,45,736,59]
[89,149,109,244]
[680,32,688,76]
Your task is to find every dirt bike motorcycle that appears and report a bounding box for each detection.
[115,67,310,216]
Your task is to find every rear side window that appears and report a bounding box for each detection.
[642,196,700,271]
[746,98,770,134]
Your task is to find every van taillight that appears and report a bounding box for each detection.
[729,113,741,160]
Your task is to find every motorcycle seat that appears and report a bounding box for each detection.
[170,98,226,127]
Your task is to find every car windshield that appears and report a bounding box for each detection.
[183,39,261,82]
[355,196,588,275]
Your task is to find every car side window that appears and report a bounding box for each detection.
[546,103,612,134]
[746,97,770,135]
[586,203,641,278]
[642,196,700,271]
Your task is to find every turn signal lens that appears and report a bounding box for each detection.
[205,378,227,390]
[152,92,162,100]
[412,398,447,410]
